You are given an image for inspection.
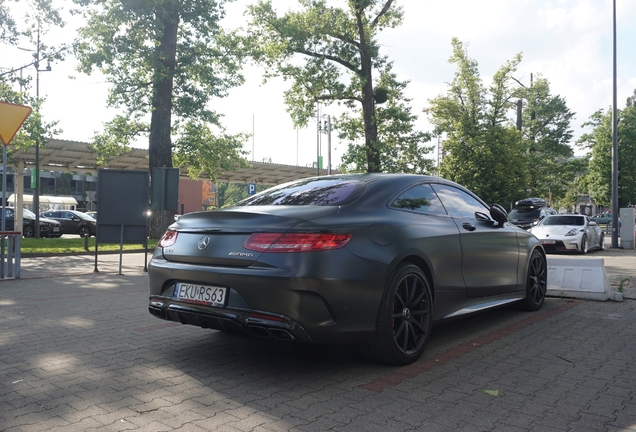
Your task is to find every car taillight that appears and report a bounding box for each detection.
[158,230,178,248]
[243,233,352,252]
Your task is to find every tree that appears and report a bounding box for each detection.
[246,0,431,173]
[73,0,250,179]
[1,0,66,152]
[0,83,61,153]
[515,75,575,199]
[428,38,527,206]
[0,0,18,46]
[338,69,435,173]
[216,182,269,208]
[579,99,636,208]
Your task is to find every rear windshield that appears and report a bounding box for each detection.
[542,216,585,226]
[235,178,366,206]
[509,207,541,219]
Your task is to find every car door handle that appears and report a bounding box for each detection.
[462,223,476,231]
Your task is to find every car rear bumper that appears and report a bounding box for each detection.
[147,254,391,344]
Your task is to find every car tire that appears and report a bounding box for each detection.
[580,235,588,254]
[79,226,92,238]
[518,249,547,311]
[361,263,433,365]
[23,225,35,238]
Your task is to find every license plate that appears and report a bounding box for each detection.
[52,227,60,232]
[542,240,555,244]
[173,283,227,307]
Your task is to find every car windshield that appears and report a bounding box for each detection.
[541,216,585,226]
[74,212,94,220]
[234,178,366,206]
[23,208,36,218]
[508,207,541,219]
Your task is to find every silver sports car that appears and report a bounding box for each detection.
[148,174,547,365]
[529,214,605,253]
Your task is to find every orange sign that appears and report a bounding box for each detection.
[0,101,32,145]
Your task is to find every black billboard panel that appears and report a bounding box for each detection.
[97,169,149,244]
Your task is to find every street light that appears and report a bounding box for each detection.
[33,22,52,239]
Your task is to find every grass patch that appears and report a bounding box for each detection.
[19,237,158,255]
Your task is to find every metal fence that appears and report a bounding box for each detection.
[0,232,21,280]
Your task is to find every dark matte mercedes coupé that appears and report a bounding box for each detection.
[148,174,547,365]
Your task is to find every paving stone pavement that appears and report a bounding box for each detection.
[0,250,635,431]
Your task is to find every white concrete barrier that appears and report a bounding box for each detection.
[546,257,623,302]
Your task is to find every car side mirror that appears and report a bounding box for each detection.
[489,204,508,225]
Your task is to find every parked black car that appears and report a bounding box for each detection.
[508,198,557,230]
[148,174,547,365]
[40,210,97,237]
[1,207,62,238]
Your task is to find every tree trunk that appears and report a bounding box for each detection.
[355,8,381,172]
[148,8,179,238]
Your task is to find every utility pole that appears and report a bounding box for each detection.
[33,21,52,239]
[611,0,619,248]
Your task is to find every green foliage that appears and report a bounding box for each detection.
[1,0,66,151]
[515,74,575,199]
[0,0,18,46]
[339,70,434,173]
[0,82,61,153]
[245,0,430,173]
[429,39,578,207]
[172,121,250,181]
[429,39,527,206]
[73,0,249,177]
[580,101,636,207]
[216,182,269,208]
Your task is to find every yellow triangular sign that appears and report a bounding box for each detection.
[0,101,33,145]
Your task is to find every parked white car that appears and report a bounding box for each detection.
[529,214,604,254]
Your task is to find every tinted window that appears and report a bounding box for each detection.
[390,184,447,215]
[235,178,365,206]
[509,208,541,219]
[431,184,488,219]
[542,216,585,226]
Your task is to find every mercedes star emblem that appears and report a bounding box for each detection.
[197,236,211,250]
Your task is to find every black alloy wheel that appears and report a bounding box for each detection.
[79,226,92,238]
[23,225,34,238]
[519,249,547,311]
[362,263,433,365]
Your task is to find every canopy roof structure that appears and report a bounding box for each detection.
[7,139,334,185]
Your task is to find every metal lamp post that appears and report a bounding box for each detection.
[33,22,51,239]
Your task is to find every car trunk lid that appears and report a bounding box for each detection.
[161,207,340,267]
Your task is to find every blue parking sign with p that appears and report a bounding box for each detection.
[248,183,257,195]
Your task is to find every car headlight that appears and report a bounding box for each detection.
[565,229,578,236]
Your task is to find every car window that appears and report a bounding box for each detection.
[543,216,584,226]
[235,178,366,206]
[509,207,541,219]
[430,183,488,219]
[389,184,447,216]
[61,212,74,218]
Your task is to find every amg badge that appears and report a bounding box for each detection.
[228,252,254,257]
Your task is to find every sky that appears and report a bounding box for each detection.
[4,0,636,170]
